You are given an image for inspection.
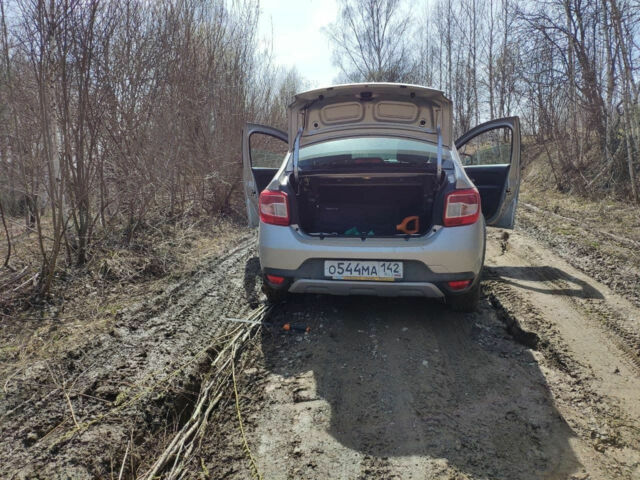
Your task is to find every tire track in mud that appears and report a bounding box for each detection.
[489,228,640,376]
[482,274,584,375]
[203,292,592,479]
[482,267,640,461]
[526,258,640,375]
[521,203,640,249]
[0,233,261,478]
[123,234,257,326]
[573,296,640,375]
[517,206,640,310]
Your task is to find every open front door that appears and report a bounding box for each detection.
[455,117,521,229]
[242,123,288,227]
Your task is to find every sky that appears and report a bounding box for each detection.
[257,0,341,88]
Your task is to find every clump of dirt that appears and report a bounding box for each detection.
[484,286,539,350]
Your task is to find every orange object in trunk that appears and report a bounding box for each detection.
[396,216,420,234]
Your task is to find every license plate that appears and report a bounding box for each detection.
[324,260,403,281]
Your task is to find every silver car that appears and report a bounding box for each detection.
[242,83,521,312]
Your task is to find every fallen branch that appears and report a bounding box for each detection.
[141,305,269,480]
[12,272,38,292]
[0,196,13,270]
[231,343,263,480]
[0,266,28,292]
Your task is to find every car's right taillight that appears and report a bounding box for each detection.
[443,188,481,227]
[259,190,290,226]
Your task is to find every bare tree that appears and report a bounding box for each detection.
[325,0,416,82]
[413,0,638,199]
[608,0,639,202]
[0,0,299,297]
[518,0,639,197]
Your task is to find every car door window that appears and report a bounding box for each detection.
[242,124,288,227]
[458,127,512,166]
[455,117,521,229]
[250,133,289,169]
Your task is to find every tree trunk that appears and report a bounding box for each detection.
[0,197,12,270]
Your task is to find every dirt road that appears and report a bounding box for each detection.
[203,228,640,480]
[2,221,640,479]
[1,231,263,478]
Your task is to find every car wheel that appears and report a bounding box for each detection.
[262,279,289,303]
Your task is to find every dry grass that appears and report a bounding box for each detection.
[521,169,640,244]
[0,214,248,392]
[521,137,640,244]
[517,152,640,308]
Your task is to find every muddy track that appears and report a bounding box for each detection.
[196,228,640,480]
[518,204,640,310]
[202,294,584,479]
[485,264,640,376]
[3,222,640,479]
[567,293,640,374]
[482,279,636,452]
[0,233,261,478]
[487,227,640,377]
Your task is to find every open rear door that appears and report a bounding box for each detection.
[455,117,521,229]
[242,123,288,227]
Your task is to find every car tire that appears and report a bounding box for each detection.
[447,280,481,312]
[262,279,289,304]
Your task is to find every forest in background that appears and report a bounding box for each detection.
[0,0,301,298]
[328,0,640,200]
[0,0,638,301]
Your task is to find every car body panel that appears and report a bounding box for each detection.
[288,279,445,297]
[258,221,485,275]
[242,123,287,227]
[455,116,521,228]
[287,83,453,150]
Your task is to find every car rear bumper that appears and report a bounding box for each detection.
[259,221,485,273]
[287,279,445,297]
[259,220,485,298]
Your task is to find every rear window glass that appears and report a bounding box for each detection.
[298,137,450,169]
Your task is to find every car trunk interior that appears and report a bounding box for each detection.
[297,173,440,237]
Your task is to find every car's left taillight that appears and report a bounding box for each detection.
[443,188,481,227]
[259,190,290,226]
